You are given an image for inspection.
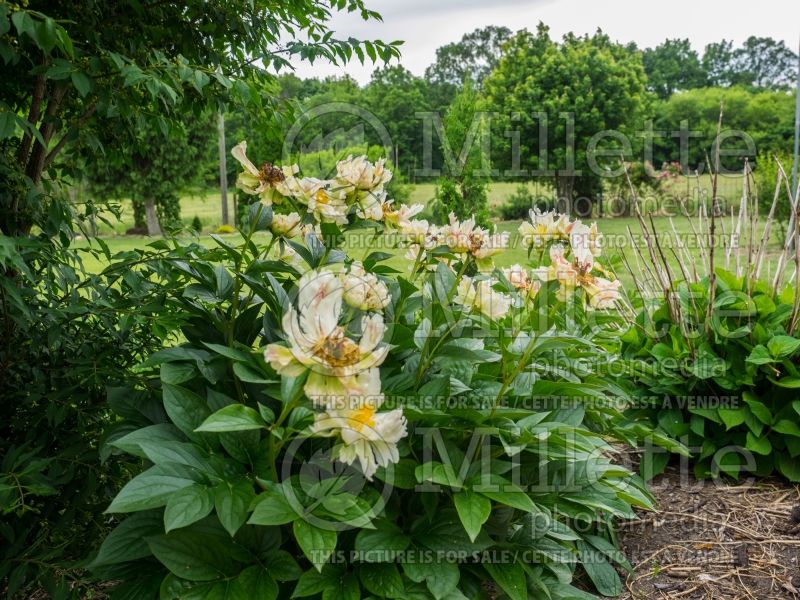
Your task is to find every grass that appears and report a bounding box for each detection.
[76,173,787,289]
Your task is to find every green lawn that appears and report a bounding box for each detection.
[77,173,786,289]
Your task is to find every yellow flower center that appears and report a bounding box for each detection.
[350,404,376,431]
[313,328,361,367]
[315,189,329,205]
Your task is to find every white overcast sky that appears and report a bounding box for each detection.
[290,0,799,84]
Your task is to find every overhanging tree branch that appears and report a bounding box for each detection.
[42,102,99,171]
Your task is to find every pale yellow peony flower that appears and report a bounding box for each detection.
[263,270,388,408]
[290,177,349,225]
[399,219,433,245]
[268,242,307,272]
[441,213,480,254]
[383,202,424,228]
[270,212,302,238]
[582,275,621,309]
[335,155,392,194]
[518,209,559,248]
[231,141,295,205]
[455,276,512,320]
[340,262,391,312]
[502,264,541,301]
[310,370,406,480]
[548,244,579,301]
[355,188,386,222]
[568,222,595,270]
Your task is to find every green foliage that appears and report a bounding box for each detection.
[0,0,401,236]
[290,143,413,205]
[430,80,489,224]
[495,184,554,220]
[0,233,176,597]
[85,115,215,234]
[652,86,796,172]
[623,270,800,481]
[424,26,511,108]
[702,37,798,89]
[191,215,203,233]
[642,39,707,99]
[432,175,488,225]
[484,25,648,207]
[754,152,795,232]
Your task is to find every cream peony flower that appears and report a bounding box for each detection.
[355,188,386,222]
[335,155,392,194]
[518,209,559,248]
[231,141,295,205]
[270,212,302,238]
[472,231,510,260]
[399,219,433,245]
[383,202,424,228]
[263,270,389,408]
[340,262,391,311]
[587,222,602,258]
[301,222,323,243]
[290,177,350,225]
[502,264,541,301]
[548,244,578,301]
[569,222,595,270]
[309,367,406,480]
[268,242,307,272]
[441,213,479,254]
[455,276,512,320]
[582,275,621,309]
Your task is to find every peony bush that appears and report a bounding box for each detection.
[92,147,679,599]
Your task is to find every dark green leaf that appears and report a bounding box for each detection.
[196,404,266,432]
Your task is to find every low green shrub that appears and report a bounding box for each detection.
[496,184,554,220]
[623,269,800,481]
[0,232,174,597]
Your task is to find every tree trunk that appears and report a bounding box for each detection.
[555,175,574,214]
[144,198,161,236]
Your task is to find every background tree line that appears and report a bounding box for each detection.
[75,22,799,226]
[211,24,796,221]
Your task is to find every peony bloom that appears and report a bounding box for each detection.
[301,222,323,243]
[340,262,391,312]
[289,177,349,225]
[569,222,595,270]
[472,231,510,261]
[518,209,559,249]
[270,212,302,238]
[582,275,621,309]
[268,242,307,272]
[548,244,578,301]
[263,270,389,408]
[310,371,406,480]
[383,203,424,229]
[587,222,602,258]
[335,155,392,194]
[455,276,512,320]
[231,141,294,205]
[399,219,433,245]
[441,213,481,254]
[502,264,541,301]
[355,188,386,222]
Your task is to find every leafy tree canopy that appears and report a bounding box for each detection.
[0,0,401,235]
[703,36,798,89]
[642,38,707,99]
[484,24,648,207]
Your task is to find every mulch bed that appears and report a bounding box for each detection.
[618,465,800,599]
